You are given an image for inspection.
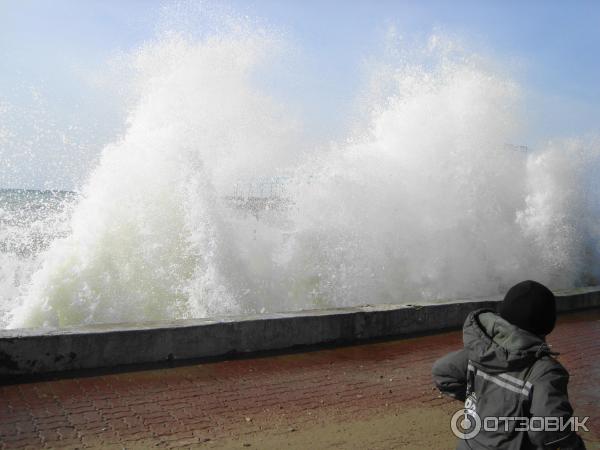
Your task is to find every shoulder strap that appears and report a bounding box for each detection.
[523,359,537,383]
[466,360,476,397]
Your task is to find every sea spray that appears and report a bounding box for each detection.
[517,138,600,286]
[9,31,303,327]
[4,27,600,328]
[0,190,76,327]
[286,45,530,306]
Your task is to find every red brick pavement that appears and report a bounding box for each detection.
[1,309,599,449]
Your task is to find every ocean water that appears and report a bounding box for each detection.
[0,189,77,327]
[3,26,600,329]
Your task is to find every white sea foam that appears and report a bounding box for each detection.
[3,19,600,328]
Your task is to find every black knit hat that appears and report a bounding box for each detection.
[499,280,556,336]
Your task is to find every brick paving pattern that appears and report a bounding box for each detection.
[1,309,598,449]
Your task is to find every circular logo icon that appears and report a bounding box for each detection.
[450,408,482,440]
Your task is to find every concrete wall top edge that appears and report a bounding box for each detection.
[1,287,599,376]
[2,287,596,339]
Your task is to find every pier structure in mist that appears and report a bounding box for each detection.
[226,176,293,215]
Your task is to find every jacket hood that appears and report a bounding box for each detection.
[463,309,556,373]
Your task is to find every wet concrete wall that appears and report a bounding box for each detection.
[1,287,599,376]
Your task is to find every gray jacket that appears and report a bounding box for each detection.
[432,309,586,449]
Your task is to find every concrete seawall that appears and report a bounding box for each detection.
[1,287,600,377]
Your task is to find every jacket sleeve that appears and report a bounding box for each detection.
[527,364,586,449]
[432,349,468,402]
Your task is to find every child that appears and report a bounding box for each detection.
[433,280,586,449]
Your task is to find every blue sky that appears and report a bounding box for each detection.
[1,0,600,190]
